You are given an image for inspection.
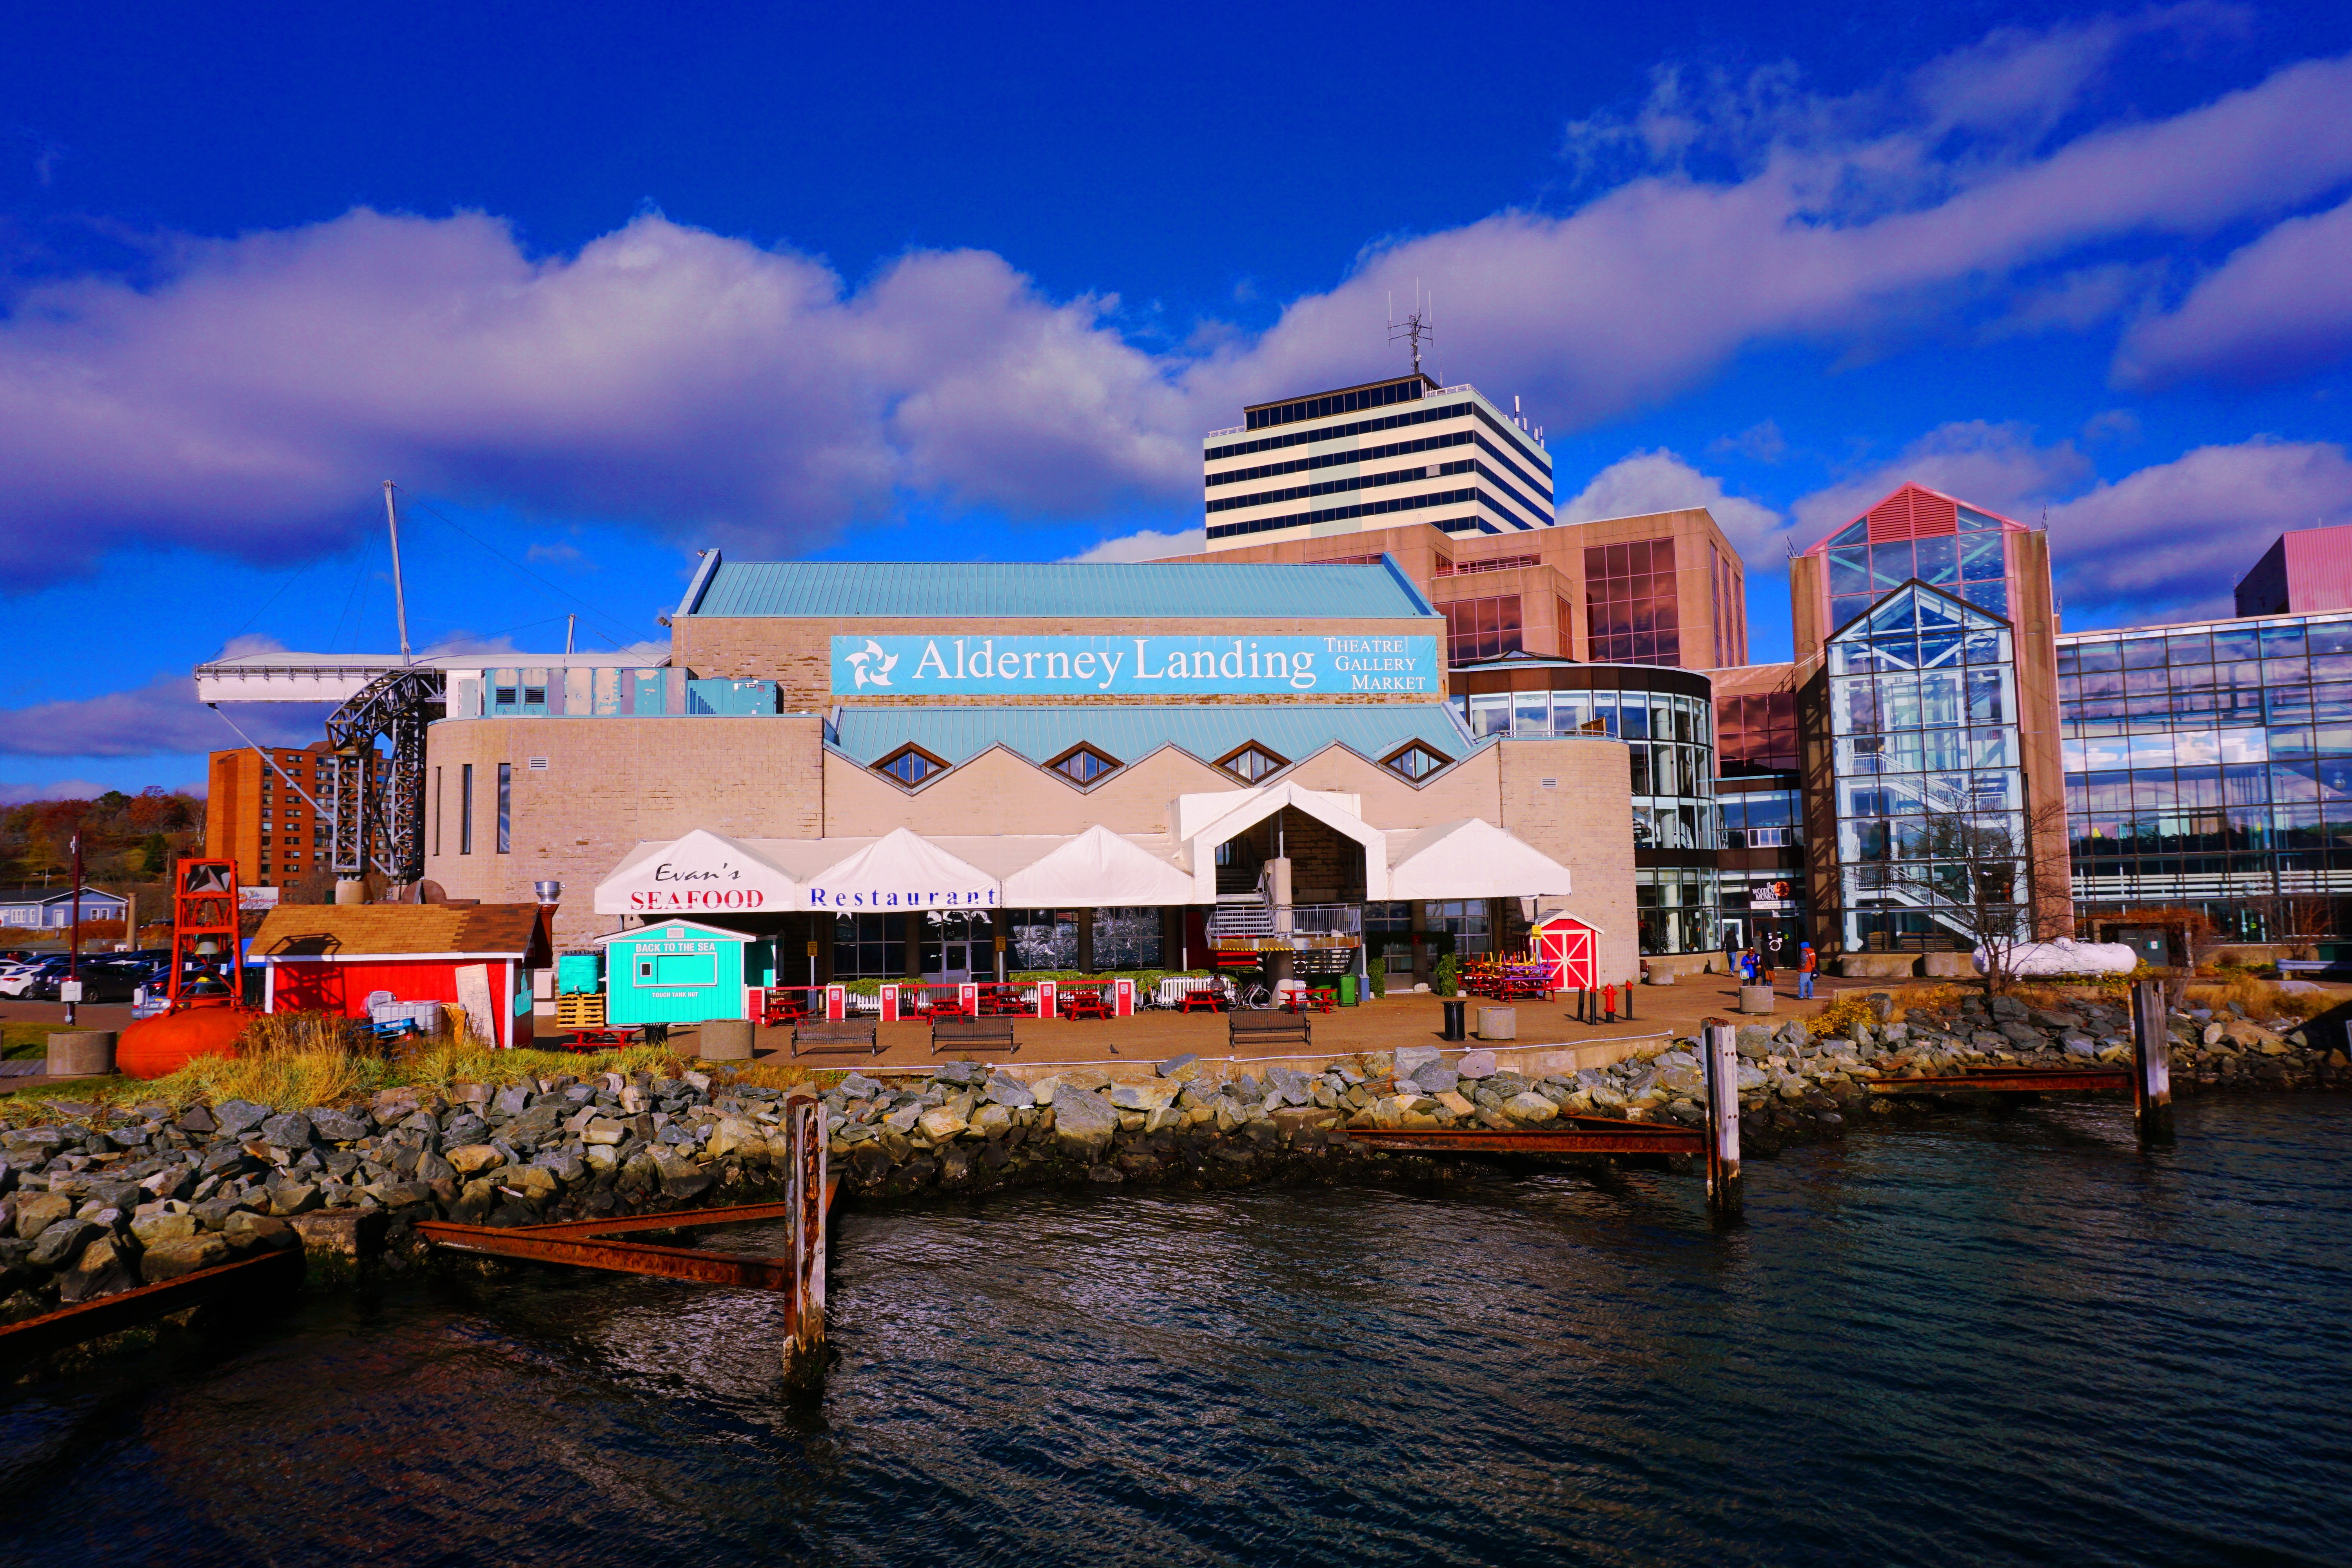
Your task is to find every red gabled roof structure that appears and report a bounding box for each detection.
[1802,482,2025,555]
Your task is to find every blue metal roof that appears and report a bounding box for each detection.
[834,704,1479,771]
[688,555,1436,620]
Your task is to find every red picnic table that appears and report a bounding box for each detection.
[1285,987,1337,1014]
[761,987,819,1026]
[1061,985,1111,1020]
[557,1024,646,1051]
[1178,986,1225,1014]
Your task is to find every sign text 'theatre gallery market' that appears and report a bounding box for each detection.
[830,635,1440,696]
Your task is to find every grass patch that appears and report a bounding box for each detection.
[2184,973,2331,1022]
[4,1022,54,1061]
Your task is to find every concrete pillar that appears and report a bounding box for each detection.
[902,913,923,980]
[1410,900,1430,986]
[1076,909,1095,973]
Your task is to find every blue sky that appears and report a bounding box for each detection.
[5,0,2352,799]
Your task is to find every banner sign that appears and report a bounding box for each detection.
[831,634,1441,696]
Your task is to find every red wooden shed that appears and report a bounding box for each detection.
[252,903,554,1049]
[1531,913,1602,993]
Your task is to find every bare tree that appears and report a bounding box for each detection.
[1857,792,2069,995]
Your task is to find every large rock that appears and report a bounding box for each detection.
[29,1218,99,1269]
[58,1234,140,1303]
[1263,1067,1314,1106]
[13,1191,69,1240]
[268,1182,322,1217]
[1108,1080,1181,1112]
[223,1211,294,1253]
[1504,1092,1560,1123]
[581,1120,626,1147]
[495,1164,561,1201]
[648,1147,712,1200]
[1051,1086,1118,1155]
[1456,1050,1498,1080]
[290,1210,386,1264]
[445,1144,505,1176]
[1393,1045,1441,1079]
[704,1116,766,1159]
[1156,1054,1200,1082]
[916,1108,968,1142]
[1410,1063,1459,1095]
[1735,1025,1774,1060]
[984,1073,1035,1108]
[140,1233,232,1282]
[129,1212,198,1249]
[260,1112,313,1149]
[215,1101,270,1137]
[309,1109,372,1143]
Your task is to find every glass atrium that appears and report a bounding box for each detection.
[1826,582,2025,951]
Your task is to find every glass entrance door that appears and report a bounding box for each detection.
[921,912,992,982]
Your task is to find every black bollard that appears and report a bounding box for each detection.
[1623,982,1634,1022]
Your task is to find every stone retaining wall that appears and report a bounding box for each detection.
[1,1000,2340,1324]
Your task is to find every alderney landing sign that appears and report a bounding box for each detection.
[830,634,1440,696]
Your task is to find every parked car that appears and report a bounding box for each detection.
[0,958,69,998]
[23,957,155,1003]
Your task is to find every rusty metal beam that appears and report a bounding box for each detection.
[1348,1125,1704,1155]
[477,1200,807,1238]
[416,1222,800,1289]
[0,1246,305,1371]
[1868,1068,2132,1096]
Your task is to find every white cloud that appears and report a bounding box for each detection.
[1788,421,2091,543]
[0,779,116,805]
[1557,450,1788,559]
[1061,528,1205,563]
[2116,195,2352,387]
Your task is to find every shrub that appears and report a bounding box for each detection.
[1367,955,1386,998]
[1434,953,1459,998]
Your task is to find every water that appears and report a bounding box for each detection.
[4,1096,2348,1567]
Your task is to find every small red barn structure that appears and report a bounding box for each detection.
[252,903,554,1049]
[1531,914,1601,993]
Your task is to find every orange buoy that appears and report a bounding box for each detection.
[117,1007,254,1079]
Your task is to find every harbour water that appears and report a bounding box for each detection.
[3,1095,2346,1566]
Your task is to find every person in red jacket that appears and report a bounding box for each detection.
[1797,941,1818,1000]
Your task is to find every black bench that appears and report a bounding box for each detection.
[933,1016,1019,1055]
[791,1017,880,1058]
[1230,1011,1310,1051]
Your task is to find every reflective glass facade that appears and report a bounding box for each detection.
[1585,538,1680,664]
[1826,583,2025,950]
[1822,504,2013,633]
[1451,666,1720,952]
[2059,609,2352,934]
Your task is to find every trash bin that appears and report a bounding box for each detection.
[1440,998,1468,1042]
[1338,975,1358,1007]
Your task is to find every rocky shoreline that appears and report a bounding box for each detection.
[1,995,2342,1327]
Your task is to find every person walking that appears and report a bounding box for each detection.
[1797,941,1817,1000]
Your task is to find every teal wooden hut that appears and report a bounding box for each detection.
[595,919,767,1026]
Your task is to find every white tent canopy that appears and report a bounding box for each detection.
[804,827,1000,913]
[1177,781,1394,902]
[1002,823,1197,907]
[1385,819,1574,900]
[595,828,803,916]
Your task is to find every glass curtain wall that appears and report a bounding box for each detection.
[2059,610,2352,933]
[1452,671,1720,952]
[1826,583,2025,951]
[1823,506,2012,632]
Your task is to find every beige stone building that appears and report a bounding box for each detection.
[420,556,1639,993]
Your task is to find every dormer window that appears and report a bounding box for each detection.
[875,744,949,787]
[1217,743,1288,783]
[1049,744,1121,785]
[1383,743,1450,781]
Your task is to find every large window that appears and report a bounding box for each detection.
[1094,908,1163,969]
[1827,511,2008,633]
[496,762,512,855]
[832,914,904,979]
[1245,376,1425,430]
[1585,538,1680,664]
[1443,595,1522,663]
[459,763,474,855]
[1719,690,1799,774]
[1426,900,1490,957]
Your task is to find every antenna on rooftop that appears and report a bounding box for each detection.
[1389,279,1436,379]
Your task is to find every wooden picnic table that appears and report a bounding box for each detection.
[1061,984,1111,1020]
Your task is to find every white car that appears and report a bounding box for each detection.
[0,960,66,998]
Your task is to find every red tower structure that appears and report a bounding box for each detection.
[119,857,253,1078]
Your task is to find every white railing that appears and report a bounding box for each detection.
[1207,425,1244,437]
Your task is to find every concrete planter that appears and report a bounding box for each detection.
[46,1030,118,1078]
[1476,1007,1517,1041]
[1920,951,1977,978]
[1737,986,1776,1015]
[1835,954,1920,980]
[1642,953,1717,982]
[698,1020,755,1061]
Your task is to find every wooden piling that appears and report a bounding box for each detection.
[1701,1019,1743,1219]
[782,1095,829,1386]
[2131,979,2175,1146]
